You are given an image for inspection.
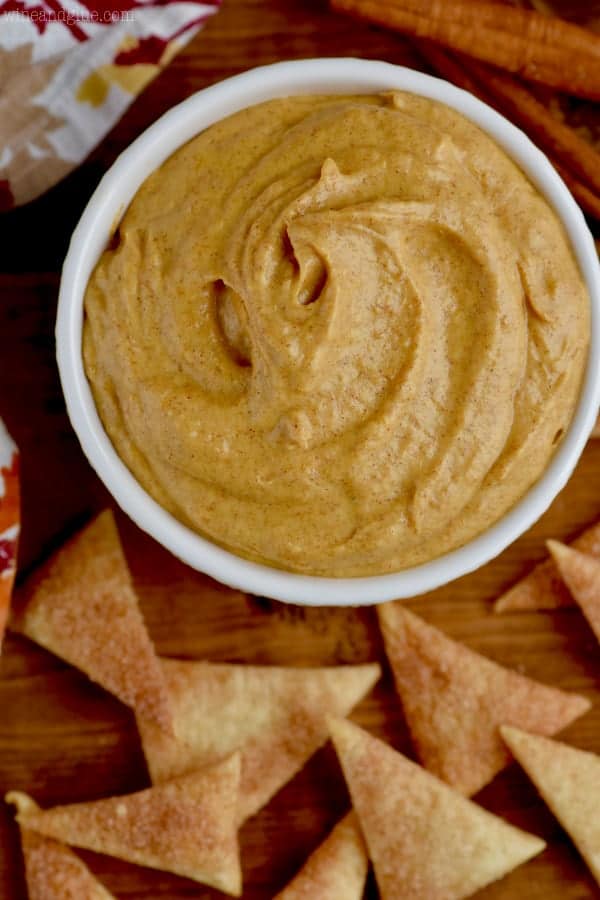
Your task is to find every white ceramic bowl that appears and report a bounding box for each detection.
[57,58,600,607]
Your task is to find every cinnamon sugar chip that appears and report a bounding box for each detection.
[377,603,590,796]
[7,793,115,900]
[10,510,172,732]
[136,660,380,823]
[329,718,545,900]
[494,519,600,612]
[548,540,600,641]
[274,812,367,900]
[6,754,242,896]
[502,726,600,886]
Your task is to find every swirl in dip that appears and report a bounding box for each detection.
[83,92,590,576]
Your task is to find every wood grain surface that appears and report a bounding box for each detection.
[2,1,600,897]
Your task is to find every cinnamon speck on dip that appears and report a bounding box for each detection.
[83,92,590,576]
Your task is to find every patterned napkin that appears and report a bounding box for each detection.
[0,0,221,210]
[0,420,19,652]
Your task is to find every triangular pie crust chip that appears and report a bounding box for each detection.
[6,754,242,896]
[548,540,600,640]
[501,726,600,885]
[329,717,545,900]
[377,603,590,796]
[274,812,368,900]
[494,520,600,612]
[136,659,380,822]
[10,510,172,732]
[7,792,115,900]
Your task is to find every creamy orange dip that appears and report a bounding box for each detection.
[83,92,590,576]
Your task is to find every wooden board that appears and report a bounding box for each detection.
[1,0,600,897]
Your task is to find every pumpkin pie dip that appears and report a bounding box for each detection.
[83,93,590,576]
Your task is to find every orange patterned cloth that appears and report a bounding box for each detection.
[0,420,19,651]
[0,0,221,209]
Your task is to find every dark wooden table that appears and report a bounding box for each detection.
[2,1,600,897]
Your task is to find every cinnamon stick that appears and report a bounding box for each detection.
[331,0,600,100]
[416,40,489,102]
[416,41,600,221]
[553,163,600,221]
[458,56,600,196]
